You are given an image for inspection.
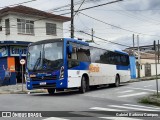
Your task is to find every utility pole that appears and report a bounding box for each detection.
[91,28,94,42]
[154,40,159,97]
[133,34,135,55]
[158,40,159,63]
[137,35,140,78]
[133,34,135,48]
[71,0,74,38]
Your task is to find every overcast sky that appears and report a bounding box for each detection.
[1,0,160,50]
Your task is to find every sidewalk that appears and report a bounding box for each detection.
[129,75,160,82]
[0,84,47,94]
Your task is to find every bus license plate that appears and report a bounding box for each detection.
[40,82,46,85]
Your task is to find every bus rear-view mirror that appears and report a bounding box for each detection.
[68,45,73,54]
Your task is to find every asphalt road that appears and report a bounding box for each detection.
[0,79,160,120]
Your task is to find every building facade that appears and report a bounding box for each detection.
[0,5,70,85]
[0,5,70,42]
[125,44,160,52]
[125,45,160,78]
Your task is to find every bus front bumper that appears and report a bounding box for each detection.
[26,79,67,90]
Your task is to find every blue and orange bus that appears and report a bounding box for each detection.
[26,38,135,94]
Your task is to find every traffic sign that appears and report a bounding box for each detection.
[20,59,26,65]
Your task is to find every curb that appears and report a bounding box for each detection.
[128,77,160,83]
[0,90,47,94]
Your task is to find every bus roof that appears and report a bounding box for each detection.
[29,38,89,46]
[114,50,128,55]
[89,43,114,51]
[29,38,63,46]
[64,38,89,46]
[89,43,128,55]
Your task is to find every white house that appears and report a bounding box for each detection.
[0,5,70,42]
[0,5,70,85]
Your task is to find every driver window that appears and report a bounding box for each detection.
[68,42,78,60]
[71,47,77,60]
[67,42,79,68]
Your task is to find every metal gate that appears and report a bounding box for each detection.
[145,63,151,77]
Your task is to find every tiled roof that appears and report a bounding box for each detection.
[0,5,71,22]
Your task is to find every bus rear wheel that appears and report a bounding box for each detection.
[79,76,87,93]
[47,88,55,95]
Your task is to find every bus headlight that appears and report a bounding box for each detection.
[26,74,30,81]
[60,66,64,79]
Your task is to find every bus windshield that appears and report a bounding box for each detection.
[27,42,63,71]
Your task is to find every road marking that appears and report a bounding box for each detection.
[117,90,134,93]
[43,117,69,120]
[118,92,147,98]
[144,85,152,88]
[108,105,159,111]
[127,87,160,92]
[90,107,125,111]
[123,104,160,110]
[100,117,142,120]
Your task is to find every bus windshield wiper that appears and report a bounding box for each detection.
[33,51,41,71]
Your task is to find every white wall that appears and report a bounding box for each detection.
[151,64,160,76]
[138,64,160,77]
[0,14,64,42]
[140,65,145,77]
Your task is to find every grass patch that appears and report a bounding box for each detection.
[151,93,160,98]
[139,94,160,106]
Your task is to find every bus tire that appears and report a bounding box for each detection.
[115,75,120,87]
[47,88,55,95]
[79,76,87,93]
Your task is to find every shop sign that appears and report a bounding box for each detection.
[10,46,27,56]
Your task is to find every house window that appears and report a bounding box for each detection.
[46,23,56,35]
[17,19,34,35]
[5,19,10,35]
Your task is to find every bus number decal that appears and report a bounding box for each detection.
[89,64,100,72]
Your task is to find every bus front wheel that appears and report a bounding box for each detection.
[47,88,56,95]
[79,76,87,93]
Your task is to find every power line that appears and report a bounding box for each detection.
[52,9,70,13]
[48,0,84,11]
[30,0,122,22]
[116,4,160,24]
[0,0,38,9]
[91,9,160,11]
[70,0,123,38]
[79,12,160,37]
[74,0,86,16]
[95,5,160,25]
[78,30,131,47]
[92,5,160,26]
[74,0,123,13]
[46,0,91,13]
[33,0,123,25]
